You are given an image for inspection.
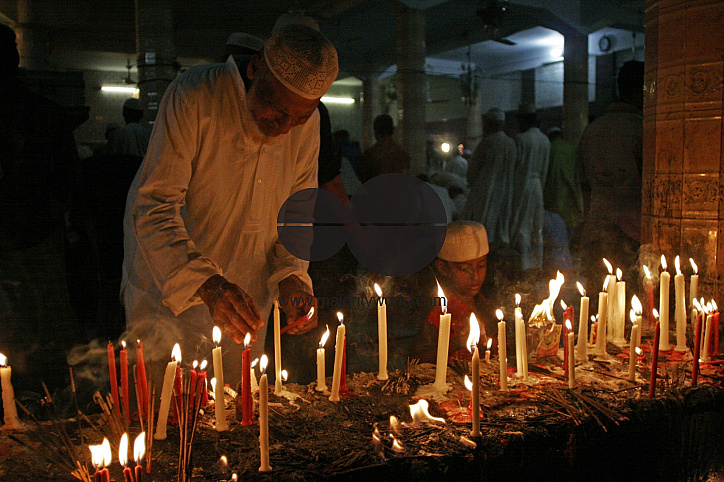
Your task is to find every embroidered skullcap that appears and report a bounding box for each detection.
[226,32,263,52]
[263,23,338,100]
[437,220,489,262]
[484,107,505,122]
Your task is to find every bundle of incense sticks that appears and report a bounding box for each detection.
[174,368,206,482]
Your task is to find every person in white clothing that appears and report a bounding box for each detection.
[122,24,338,383]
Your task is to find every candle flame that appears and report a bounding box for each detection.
[260,354,268,374]
[281,369,288,382]
[653,308,659,319]
[616,268,622,281]
[603,276,610,291]
[487,338,493,350]
[121,340,126,349]
[372,424,385,460]
[391,435,405,453]
[119,433,129,467]
[133,432,145,464]
[603,258,613,274]
[643,265,651,280]
[409,399,445,424]
[675,255,681,275]
[712,300,717,312]
[631,294,642,314]
[244,332,251,349]
[437,282,447,314]
[251,358,258,368]
[212,326,222,345]
[220,455,228,466]
[319,325,330,348]
[467,313,480,353]
[199,359,208,370]
[690,258,698,274]
[630,309,637,324]
[706,301,713,313]
[137,339,141,346]
[635,347,642,356]
[89,444,104,469]
[390,415,401,437]
[307,307,315,320]
[528,271,564,325]
[374,282,382,297]
[101,438,112,468]
[661,254,667,271]
[495,309,504,321]
[515,293,521,306]
[591,315,596,322]
[577,282,585,297]
[210,378,217,393]
[337,312,344,324]
[0,353,6,366]
[565,319,572,331]
[464,375,473,391]
[193,360,198,369]
[171,343,181,363]
[700,297,706,310]
[231,474,238,482]
[561,300,567,310]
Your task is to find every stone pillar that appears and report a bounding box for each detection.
[465,80,483,153]
[135,0,177,127]
[642,0,724,299]
[361,75,381,150]
[562,31,589,145]
[15,0,51,70]
[395,3,427,175]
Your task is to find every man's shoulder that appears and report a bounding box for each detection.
[174,62,237,91]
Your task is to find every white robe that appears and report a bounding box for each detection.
[510,127,550,271]
[462,130,517,244]
[121,58,318,381]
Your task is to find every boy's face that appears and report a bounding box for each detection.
[437,255,487,298]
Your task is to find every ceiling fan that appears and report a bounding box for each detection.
[476,0,517,46]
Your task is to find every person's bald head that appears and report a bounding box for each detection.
[435,221,489,298]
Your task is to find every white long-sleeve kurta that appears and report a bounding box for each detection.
[121,58,318,379]
[510,127,550,271]
[462,130,517,245]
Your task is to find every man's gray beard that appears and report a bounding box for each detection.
[241,103,282,146]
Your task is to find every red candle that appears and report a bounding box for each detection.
[562,304,573,376]
[135,464,144,482]
[120,341,131,425]
[94,471,102,482]
[106,341,121,419]
[649,320,660,398]
[101,468,110,482]
[190,362,198,412]
[122,466,133,482]
[136,340,149,419]
[692,313,703,384]
[241,336,253,426]
[198,360,209,407]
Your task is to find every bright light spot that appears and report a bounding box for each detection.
[577,282,585,297]
[133,432,145,464]
[467,313,480,352]
[320,326,330,347]
[199,360,208,370]
[337,312,344,324]
[441,142,451,153]
[321,96,354,104]
[496,309,504,321]
[119,433,129,467]
[101,85,139,94]
[550,46,563,58]
[374,283,383,297]
[260,355,269,373]
[464,375,473,391]
[690,258,698,274]
[213,326,222,345]
[171,343,181,363]
[409,399,445,424]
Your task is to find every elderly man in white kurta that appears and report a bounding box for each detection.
[122,24,338,384]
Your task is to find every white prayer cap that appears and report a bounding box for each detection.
[483,107,505,122]
[226,32,263,52]
[438,220,489,262]
[263,23,338,100]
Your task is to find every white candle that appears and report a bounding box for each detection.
[329,312,346,402]
[603,259,616,343]
[374,284,388,381]
[273,300,282,395]
[703,306,713,362]
[496,309,508,391]
[629,323,639,381]
[316,326,330,392]
[596,278,609,356]
[567,326,575,389]
[631,295,643,349]
[659,255,671,350]
[614,269,626,346]
[212,327,228,432]
[434,284,451,391]
[258,355,271,472]
[154,343,180,440]
[250,359,259,393]
[589,315,596,345]
[576,283,589,362]
[514,294,523,378]
[674,256,687,352]
[484,338,492,363]
[0,354,22,429]
[689,258,699,309]
[468,314,481,437]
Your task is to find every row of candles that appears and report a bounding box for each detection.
[88,432,145,482]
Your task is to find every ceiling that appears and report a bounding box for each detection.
[0,0,645,78]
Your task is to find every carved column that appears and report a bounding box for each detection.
[642,0,724,299]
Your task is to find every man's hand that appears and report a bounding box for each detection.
[198,274,263,344]
[278,275,318,335]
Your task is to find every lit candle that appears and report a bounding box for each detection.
[628,314,639,381]
[135,339,149,419]
[562,300,571,376]
[659,255,671,350]
[484,338,492,363]
[373,283,389,381]
[133,432,145,482]
[713,302,720,355]
[596,277,609,356]
[212,326,228,432]
[650,310,660,398]
[107,340,121,420]
[613,268,626,346]
[589,315,597,345]
[468,313,481,437]
[119,433,133,482]
[190,360,198,414]
[250,359,259,393]
[198,360,209,407]
[576,282,589,363]
[514,294,525,379]
[674,256,688,352]
[172,346,183,425]
[603,258,617,343]
[258,355,271,472]
[273,300,282,396]
[434,283,452,391]
[120,341,131,426]
[496,309,508,391]
[689,258,699,309]
[566,320,575,389]
[89,443,103,482]
[154,343,180,440]
[329,312,346,402]
[316,326,330,392]
[702,302,713,362]
[0,354,22,429]
[100,438,111,482]
[241,333,253,427]
[643,265,655,328]
[692,309,703,385]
